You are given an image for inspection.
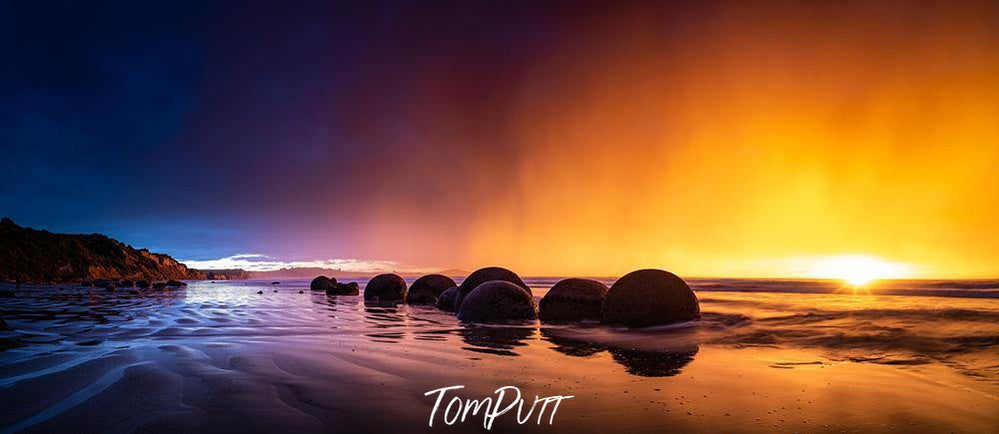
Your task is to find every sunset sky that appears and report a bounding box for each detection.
[3,1,998,278]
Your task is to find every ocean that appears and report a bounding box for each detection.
[0,277,996,432]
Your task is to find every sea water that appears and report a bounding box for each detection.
[0,278,996,432]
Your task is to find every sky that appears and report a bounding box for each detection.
[2,1,998,278]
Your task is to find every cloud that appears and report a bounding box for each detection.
[179,253,429,273]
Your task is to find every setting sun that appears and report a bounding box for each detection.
[806,255,914,286]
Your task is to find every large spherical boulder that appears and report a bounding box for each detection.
[408,274,456,305]
[327,281,359,296]
[364,273,407,303]
[602,269,699,327]
[436,287,459,311]
[539,278,608,323]
[310,276,335,291]
[456,267,530,310]
[457,281,537,323]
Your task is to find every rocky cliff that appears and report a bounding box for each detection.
[0,218,203,283]
[194,269,251,280]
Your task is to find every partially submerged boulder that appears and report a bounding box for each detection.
[602,269,699,327]
[436,287,459,311]
[310,276,335,291]
[455,267,530,310]
[135,280,150,289]
[457,281,537,323]
[363,274,407,303]
[408,274,456,305]
[118,279,134,288]
[152,282,167,289]
[539,278,608,323]
[165,280,186,287]
[327,281,359,296]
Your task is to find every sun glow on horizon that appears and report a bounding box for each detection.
[805,255,915,287]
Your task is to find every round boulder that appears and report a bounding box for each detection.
[408,274,457,305]
[327,281,359,296]
[436,287,459,311]
[310,276,335,291]
[539,278,608,323]
[363,273,407,303]
[457,281,537,323]
[456,267,530,310]
[602,269,699,327]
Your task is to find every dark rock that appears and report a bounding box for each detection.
[79,280,94,288]
[256,290,263,295]
[0,290,14,298]
[436,287,459,311]
[364,274,407,303]
[271,281,280,285]
[135,280,150,289]
[0,317,8,330]
[457,281,537,323]
[408,274,456,305]
[104,283,116,292]
[165,280,186,287]
[455,267,530,310]
[152,282,167,289]
[298,290,304,294]
[94,279,114,288]
[602,269,699,327]
[118,279,134,288]
[539,278,608,323]
[327,281,359,296]
[310,276,335,291]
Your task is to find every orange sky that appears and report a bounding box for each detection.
[346,2,999,278]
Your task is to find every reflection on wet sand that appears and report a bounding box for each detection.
[540,328,699,376]
[362,303,406,343]
[459,325,535,357]
[608,347,699,377]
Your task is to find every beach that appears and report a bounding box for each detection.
[0,278,996,432]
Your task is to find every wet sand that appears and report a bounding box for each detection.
[1,279,997,433]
